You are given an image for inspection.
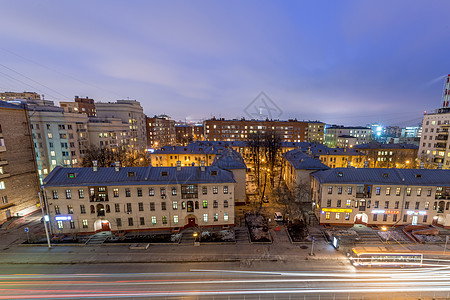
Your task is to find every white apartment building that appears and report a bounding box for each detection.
[42,165,236,234]
[311,168,450,227]
[324,126,372,148]
[95,100,146,150]
[87,117,130,151]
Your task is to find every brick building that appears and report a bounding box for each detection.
[0,102,40,223]
[146,115,176,148]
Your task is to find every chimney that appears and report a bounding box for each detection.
[93,160,98,172]
[438,162,443,170]
[177,161,181,171]
[420,162,425,169]
[201,160,205,172]
[364,161,369,168]
[115,161,120,172]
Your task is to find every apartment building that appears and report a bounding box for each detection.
[311,168,450,227]
[95,100,146,150]
[146,115,175,148]
[307,122,325,143]
[354,142,418,168]
[0,102,40,223]
[150,144,225,167]
[204,118,323,143]
[42,165,236,234]
[87,117,130,151]
[60,96,96,117]
[324,126,372,148]
[0,91,40,101]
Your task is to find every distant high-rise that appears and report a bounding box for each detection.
[442,74,450,108]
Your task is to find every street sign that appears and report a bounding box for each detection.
[24,227,29,233]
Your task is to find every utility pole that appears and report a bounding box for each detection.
[38,192,51,249]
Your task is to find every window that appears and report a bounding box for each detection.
[172,201,178,210]
[425,201,429,210]
[347,187,352,195]
[328,186,332,194]
[325,212,330,220]
[393,214,397,222]
[65,190,71,199]
[172,187,177,196]
[149,188,154,196]
[224,200,229,208]
[335,213,340,220]
[345,213,350,220]
[52,190,58,199]
[202,186,207,195]
[213,186,218,194]
[406,187,411,196]
[223,186,228,194]
[57,221,63,229]
[337,200,341,208]
[214,213,219,221]
[415,202,420,209]
[373,214,378,221]
[405,201,409,209]
[161,202,166,210]
[384,201,389,209]
[427,189,432,197]
[80,205,86,214]
[337,187,342,194]
[116,218,122,227]
[423,215,428,223]
[47,133,52,139]
[128,218,133,226]
[162,216,167,224]
[224,213,229,222]
[396,187,401,196]
[395,201,399,209]
[140,217,145,225]
[115,203,120,212]
[173,215,179,224]
[417,188,422,197]
[346,200,351,207]
[327,199,331,207]
[125,188,131,197]
[78,189,84,199]
[90,205,95,214]
[113,188,119,197]
[403,214,407,222]
[67,205,73,214]
[126,203,132,213]
[203,200,208,208]
[54,205,60,215]
[386,187,391,196]
[203,214,208,222]
[151,216,157,224]
[374,201,379,208]
[376,187,381,195]
[137,188,142,197]
[160,188,166,196]
[150,202,155,211]
[138,202,144,211]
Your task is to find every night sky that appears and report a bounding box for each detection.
[1,1,450,126]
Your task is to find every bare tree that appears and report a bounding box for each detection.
[82,146,150,167]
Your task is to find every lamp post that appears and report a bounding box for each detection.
[38,192,51,249]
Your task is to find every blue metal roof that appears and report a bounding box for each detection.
[211,149,247,170]
[43,165,235,187]
[153,144,226,155]
[0,101,25,110]
[353,142,419,150]
[282,149,329,170]
[311,168,450,186]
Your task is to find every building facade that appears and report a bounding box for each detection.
[95,100,146,150]
[0,91,40,101]
[60,96,96,117]
[324,126,372,148]
[146,115,176,148]
[0,102,40,223]
[204,118,321,143]
[311,168,450,227]
[87,117,130,151]
[354,142,419,169]
[42,165,236,234]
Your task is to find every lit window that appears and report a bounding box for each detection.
[203,200,208,208]
[203,214,208,222]
[57,221,63,229]
[151,216,156,224]
[82,220,88,228]
[325,212,330,220]
[173,215,179,224]
[224,213,229,222]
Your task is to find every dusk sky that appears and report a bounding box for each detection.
[1,1,450,126]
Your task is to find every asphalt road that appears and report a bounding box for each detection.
[2,262,450,299]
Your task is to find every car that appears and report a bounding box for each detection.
[274,212,283,222]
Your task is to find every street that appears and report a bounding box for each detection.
[1,262,450,299]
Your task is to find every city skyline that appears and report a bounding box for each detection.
[1,1,450,126]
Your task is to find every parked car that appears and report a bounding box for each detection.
[274,212,283,222]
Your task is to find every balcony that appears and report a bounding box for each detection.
[437,135,448,141]
[356,192,371,199]
[0,146,6,153]
[90,196,109,202]
[436,142,447,150]
[182,193,199,199]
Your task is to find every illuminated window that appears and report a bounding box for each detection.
[346,200,351,207]
[203,200,208,208]
[386,187,391,195]
[57,221,63,229]
[396,187,401,196]
[224,213,229,222]
[151,216,156,224]
[82,220,88,228]
[173,215,179,224]
[335,213,340,220]
[325,212,330,220]
[214,213,219,221]
[162,216,167,224]
[203,214,208,222]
